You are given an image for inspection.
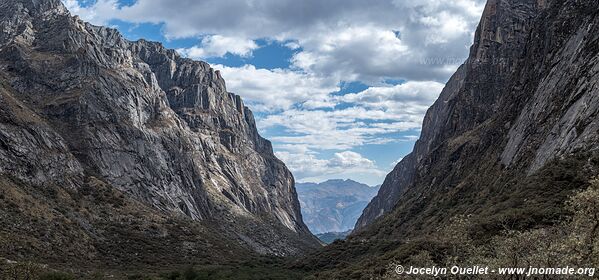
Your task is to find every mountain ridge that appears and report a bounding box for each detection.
[296,179,379,234]
[356,0,581,230]
[297,0,599,277]
[0,0,319,267]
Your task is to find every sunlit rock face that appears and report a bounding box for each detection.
[0,0,318,257]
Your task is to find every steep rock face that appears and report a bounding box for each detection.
[0,0,318,258]
[356,0,542,229]
[356,0,599,236]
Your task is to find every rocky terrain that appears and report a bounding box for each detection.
[356,0,599,232]
[2,0,599,278]
[296,179,379,235]
[298,0,599,278]
[0,0,319,272]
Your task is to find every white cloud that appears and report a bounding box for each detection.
[261,108,421,150]
[62,0,485,184]
[259,81,443,151]
[62,0,118,26]
[329,151,375,168]
[284,41,301,50]
[290,26,415,83]
[177,35,259,59]
[64,0,485,83]
[275,151,385,184]
[213,64,338,112]
[338,81,444,112]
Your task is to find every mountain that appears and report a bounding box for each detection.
[298,0,599,277]
[315,230,352,244]
[296,179,379,234]
[356,0,599,232]
[0,0,319,270]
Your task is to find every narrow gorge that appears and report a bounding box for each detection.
[1,0,598,279]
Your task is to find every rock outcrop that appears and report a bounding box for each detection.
[295,0,599,277]
[0,0,318,264]
[356,0,599,232]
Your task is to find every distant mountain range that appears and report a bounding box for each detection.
[315,230,352,244]
[296,179,380,235]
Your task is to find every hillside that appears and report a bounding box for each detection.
[298,0,599,278]
[2,0,599,278]
[315,231,352,244]
[0,0,319,274]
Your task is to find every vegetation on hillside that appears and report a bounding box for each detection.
[298,177,599,279]
[0,258,308,280]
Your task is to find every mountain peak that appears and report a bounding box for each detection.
[324,179,351,184]
[0,0,319,262]
[296,180,379,234]
[2,0,67,15]
[322,179,369,186]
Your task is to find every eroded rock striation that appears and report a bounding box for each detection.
[357,0,599,234]
[295,0,599,277]
[0,0,318,264]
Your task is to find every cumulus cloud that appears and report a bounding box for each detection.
[338,81,445,112]
[62,0,485,183]
[275,151,385,184]
[213,64,338,111]
[177,35,259,59]
[329,151,375,168]
[64,0,485,83]
[62,0,118,26]
[259,81,444,151]
[254,81,441,182]
[290,26,410,83]
[261,109,419,150]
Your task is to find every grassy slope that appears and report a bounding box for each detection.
[0,175,287,278]
[293,154,598,279]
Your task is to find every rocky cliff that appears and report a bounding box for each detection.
[356,0,599,232]
[295,0,599,277]
[0,0,319,266]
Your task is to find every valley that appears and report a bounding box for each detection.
[1,0,598,279]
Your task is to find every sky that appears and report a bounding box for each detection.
[62,0,486,186]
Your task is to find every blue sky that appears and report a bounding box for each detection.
[63,0,485,185]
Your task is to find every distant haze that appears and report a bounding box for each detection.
[296,179,380,234]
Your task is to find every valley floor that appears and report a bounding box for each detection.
[0,257,310,280]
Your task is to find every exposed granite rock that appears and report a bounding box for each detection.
[356,0,599,235]
[0,0,318,260]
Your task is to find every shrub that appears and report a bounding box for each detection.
[39,272,75,280]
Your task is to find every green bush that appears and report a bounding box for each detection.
[182,267,200,280]
[39,272,75,280]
